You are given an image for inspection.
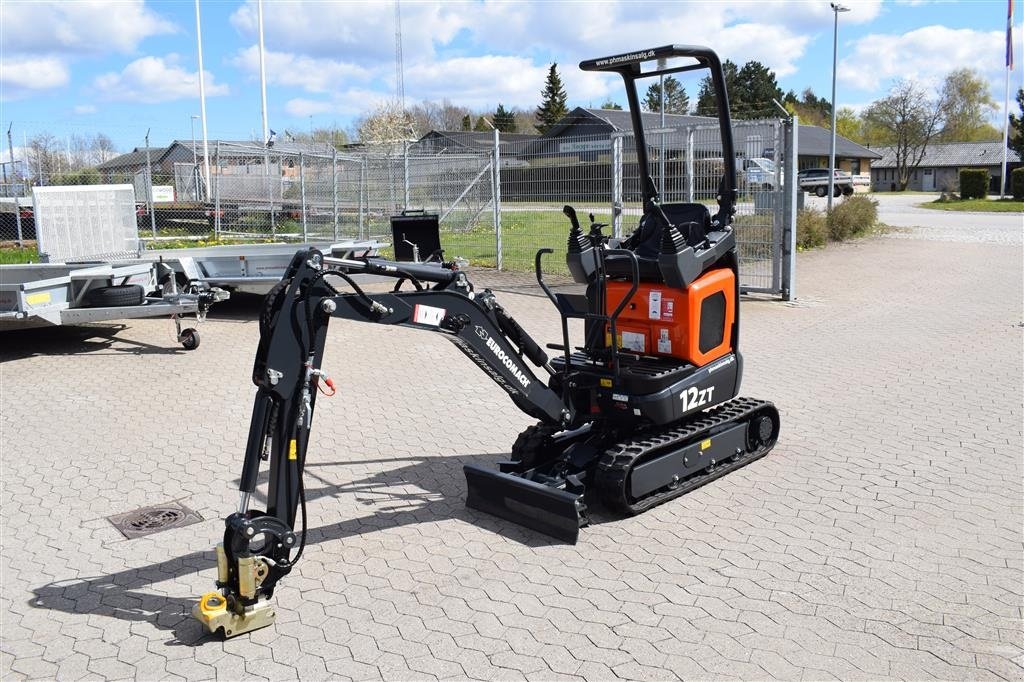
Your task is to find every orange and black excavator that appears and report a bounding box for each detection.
[193,45,780,638]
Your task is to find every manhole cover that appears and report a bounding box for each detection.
[108,501,203,539]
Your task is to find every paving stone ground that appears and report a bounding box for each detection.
[1,225,1022,681]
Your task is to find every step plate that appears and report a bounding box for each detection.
[463,464,586,543]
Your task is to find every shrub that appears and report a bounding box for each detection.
[796,209,827,250]
[959,168,989,199]
[827,195,878,241]
[1011,167,1024,200]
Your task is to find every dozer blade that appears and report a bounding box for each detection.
[463,464,587,543]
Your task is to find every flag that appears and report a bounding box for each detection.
[1008,0,1015,70]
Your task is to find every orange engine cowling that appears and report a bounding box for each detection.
[604,268,736,367]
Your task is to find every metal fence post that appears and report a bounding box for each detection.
[611,134,623,238]
[492,128,502,270]
[403,141,410,211]
[332,148,339,240]
[270,149,277,236]
[214,141,221,238]
[782,116,798,301]
[299,152,308,241]
[145,137,157,239]
[358,159,365,240]
[685,128,695,203]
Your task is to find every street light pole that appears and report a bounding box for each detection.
[828,2,850,212]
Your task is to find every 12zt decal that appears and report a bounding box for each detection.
[680,385,714,413]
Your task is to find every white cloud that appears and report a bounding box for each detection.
[0,56,70,100]
[2,0,174,55]
[230,0,464,64]
[0,56,70,90]
[230,46,372,93]
[93,55,229,104]
[226,0,824,118]
[73,104,98,115]
[838,24,1017,93]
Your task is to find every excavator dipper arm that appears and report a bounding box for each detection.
[194,248,566,637]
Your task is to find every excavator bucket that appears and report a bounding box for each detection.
[463,464,587,543]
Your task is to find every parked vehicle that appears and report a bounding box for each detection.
[798,168,854,197]
[743,157,780,190]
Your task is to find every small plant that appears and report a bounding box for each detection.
[796,209,827,250]
[959,168,989,199]
[826,195,878,242]
[1011,167,1024,200]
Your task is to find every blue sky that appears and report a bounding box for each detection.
[1,0,1021,154]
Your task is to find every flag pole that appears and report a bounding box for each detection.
[1000,0,1013,198]
[195,0,212,202]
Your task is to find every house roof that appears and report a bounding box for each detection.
[541,107,881,160]
[95,147,168,170]
[417,130,539,151]
[797,125,882,160]
[870,141,1021,168]
[158,139,336,163]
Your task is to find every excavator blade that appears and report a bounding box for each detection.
[463,464,586,543]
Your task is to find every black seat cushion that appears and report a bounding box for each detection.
[606,203,712,280]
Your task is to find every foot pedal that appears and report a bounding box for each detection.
[192,592,276,638]
[464,464,587,543]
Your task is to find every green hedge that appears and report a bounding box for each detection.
[959,168,989,199]
[1011,167,1024,200]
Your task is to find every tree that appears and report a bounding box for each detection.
[782,88,831,128]
[493,103,516,133]
[472,116,490,132]
[535,63,568,134]
[695,60,737,117]
[1009,88,1024,158]
[600,99,622,110]
[937,68,999,142]
[696,60,782,119]
[408,99,473,133]
[355,100,415,145]
[834,107,863,144]
[862,79,945,190]
[643,76,688,114]
[461,114,472,131]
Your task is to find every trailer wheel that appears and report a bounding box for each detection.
[85,285,145,308]
[814,186,827,197]
[842,185,854,196]
[179,328,201,350]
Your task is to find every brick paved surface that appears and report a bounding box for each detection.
[2,226,1022,680]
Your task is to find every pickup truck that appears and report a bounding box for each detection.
[798,168,854,197]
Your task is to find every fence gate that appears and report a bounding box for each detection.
[612,118,795,297]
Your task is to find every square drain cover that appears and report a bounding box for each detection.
[108,501,203,539]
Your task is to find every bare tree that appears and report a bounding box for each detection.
[407,99,473,134]
[863,79,945,191]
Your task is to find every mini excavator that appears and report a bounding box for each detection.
[193,45,780,637]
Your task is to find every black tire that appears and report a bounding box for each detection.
[833,186,842,197]
[814,186,827,197]
[179,328,200,350]
[85,285,145,308]
[842,185,854,196]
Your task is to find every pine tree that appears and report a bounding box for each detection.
[473,116,490,132]
[535,63,569,134]
[493,104,516,132]
[643,76,689,114]
[461,114,472,131]
[600,99,623,110]
[1009,88,1024,159]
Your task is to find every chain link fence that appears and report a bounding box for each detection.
[1,118,795,295]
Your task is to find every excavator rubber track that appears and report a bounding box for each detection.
[595,397,780,516]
